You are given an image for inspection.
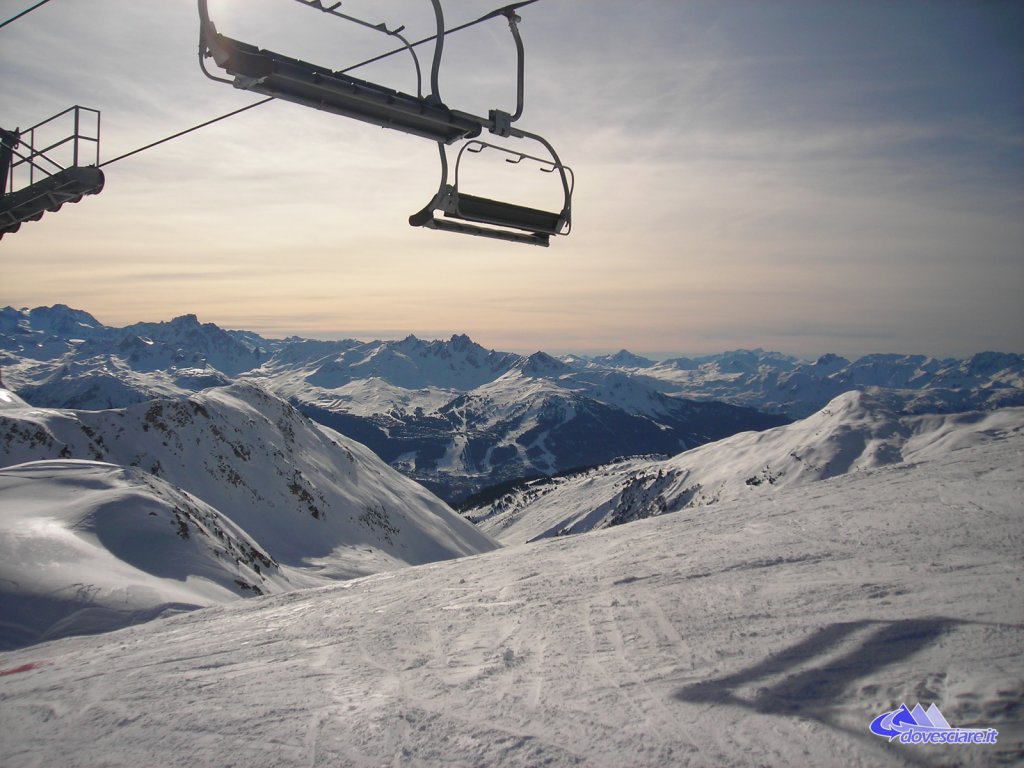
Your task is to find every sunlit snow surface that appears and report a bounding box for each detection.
[0,384,497,647]
[0,460,303,649]
[471,391,1024,543]
[0,388,28,408]
[1,434,1021,767]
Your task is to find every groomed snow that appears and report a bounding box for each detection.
[0,433,1020,767]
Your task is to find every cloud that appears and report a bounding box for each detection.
[1,0,1022,358]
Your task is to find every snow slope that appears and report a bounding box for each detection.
[0,384,498,647]
[0,434,1020,767]
[0,387,29,409]
[0,460,308,650]
[0,383,497,576]
[470,391,1024,543]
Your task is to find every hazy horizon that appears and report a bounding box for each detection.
[3,301,1019,363]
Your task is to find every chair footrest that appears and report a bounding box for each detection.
[413,214,550,246]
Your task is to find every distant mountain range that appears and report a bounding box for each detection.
[3,304,1022,502]
[589,347,1024,417]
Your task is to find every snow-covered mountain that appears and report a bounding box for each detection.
[0,382,498,647]
[621,348,1024,417]
[225,330,787,502]
[4,305,1022,502]
[303,333,521,391]
[294,349,785,503]
[589,349,656,368]
[1,305,258,367]
[0,381,495,571]
[468,391,1024,544]
[0,386,29,409]
[2,309,785,504]
[1,430,1020,767]
[2,307,261,408]
[112,314,267,376]
[0,460,306,650]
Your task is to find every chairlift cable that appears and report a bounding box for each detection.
[98,97,274,168]
[0,0,54,30]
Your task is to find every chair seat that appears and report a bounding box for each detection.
[453,193,564,235]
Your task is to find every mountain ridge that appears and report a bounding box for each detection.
[467,390,1024,543]
[3,305,1022,501]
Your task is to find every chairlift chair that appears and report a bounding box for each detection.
[409,139,572,247]
[197,0,572,246]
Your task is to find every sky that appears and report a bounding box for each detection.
[1,0,1022,360]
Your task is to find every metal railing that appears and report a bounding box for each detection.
[3,105,101,194]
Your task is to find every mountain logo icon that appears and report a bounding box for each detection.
[869,703,998,745]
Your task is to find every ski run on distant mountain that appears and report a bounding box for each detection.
[467,391,1024,543]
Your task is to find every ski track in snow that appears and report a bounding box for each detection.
[0,435,1021,767]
